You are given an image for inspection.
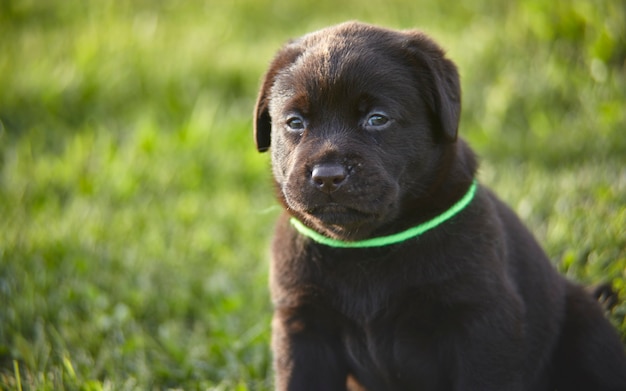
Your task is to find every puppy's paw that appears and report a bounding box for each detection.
[346,374,368,391]
[588,282,619,311]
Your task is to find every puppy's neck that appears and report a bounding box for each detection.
[397,139,478,232]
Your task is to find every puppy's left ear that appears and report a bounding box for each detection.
[404,32,461,143]
[254,43,303,152]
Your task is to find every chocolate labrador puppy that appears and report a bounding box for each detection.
[253,22,626,390]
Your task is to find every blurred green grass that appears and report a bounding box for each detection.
[0,0,624,389]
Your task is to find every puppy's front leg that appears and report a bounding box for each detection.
[272,308,349,391]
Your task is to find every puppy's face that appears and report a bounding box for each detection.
[255,22,461,240]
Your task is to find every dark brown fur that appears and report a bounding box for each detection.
[254,22,626,391]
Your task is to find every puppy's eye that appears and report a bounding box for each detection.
[286,117,305,132]
[366,114,389,128]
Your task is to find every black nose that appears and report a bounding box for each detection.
[310,163,347,193]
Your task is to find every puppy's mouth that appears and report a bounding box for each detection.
[306,203,379,233]
[308,204,374,226]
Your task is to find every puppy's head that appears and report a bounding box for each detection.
[254,22,462,240]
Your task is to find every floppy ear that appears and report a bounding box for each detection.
[254,44,303,152]
[404,32,461,143]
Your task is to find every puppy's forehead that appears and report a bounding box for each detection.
[271,24,415,110]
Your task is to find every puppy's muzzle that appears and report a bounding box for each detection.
[310,163,347,194]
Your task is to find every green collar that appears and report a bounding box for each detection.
[290,179,478,248]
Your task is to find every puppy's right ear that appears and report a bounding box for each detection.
[254,44,302,153]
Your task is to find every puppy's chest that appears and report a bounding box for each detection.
[282,251,460,386]
[318,260,406,321]
[329,277,447,325]
[334,281,453,389]
[334,285,389,324]
[284,247,448,322]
